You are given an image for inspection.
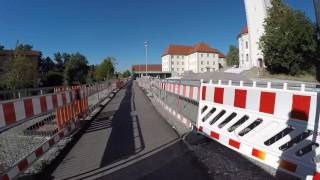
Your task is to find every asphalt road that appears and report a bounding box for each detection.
[41,81,210,180]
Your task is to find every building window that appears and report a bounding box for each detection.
[177,62,179,65]
[177,68,180,71]
[201,61,203,65]
[171,55,174,59]
[207,61,209,65]
[182,68,184,71]
[246,54,249,62]
[246,41,248,49]
[201,68,203,71]
[213,62,215,65]
[201,53,203,57]
[172,68,174,71]
[207,53,209,57]
[182,62,184,65]
[172,61,174,65]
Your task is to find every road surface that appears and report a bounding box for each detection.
[38,81,210,180]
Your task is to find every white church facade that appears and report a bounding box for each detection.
[238,0,272,69]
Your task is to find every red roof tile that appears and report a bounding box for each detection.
[0,50,41,57]
[132,64,162,72]
[238,25,248,38]
[162,42,224,57]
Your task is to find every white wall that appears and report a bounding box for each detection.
[161,55,171,72]
[244,0,271,67]
[238,33,251,69]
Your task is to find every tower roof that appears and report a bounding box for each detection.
[237,25,248,38]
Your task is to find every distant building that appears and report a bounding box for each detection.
[131,64,170,79]
[161,42,225,76]
[0,49,41,74]
[238,0,272,69]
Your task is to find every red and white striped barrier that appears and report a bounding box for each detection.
[159,81,200,101]
[0,91,75,129]
[1,123,75,180]
[154,96,192,129]
[197,80,320,179]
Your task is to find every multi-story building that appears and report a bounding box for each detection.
[161,42,225,75]
[0,49,41,75]
[238,0,272,69]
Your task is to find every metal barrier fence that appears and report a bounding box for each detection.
[0,81,113,101]
[0,80,123,179]
[137,76,320,179]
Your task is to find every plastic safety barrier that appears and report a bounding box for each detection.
[159,81,200,101]
[196,80,320,179]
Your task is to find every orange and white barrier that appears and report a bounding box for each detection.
[197,80,320,179]
[0,91,75,129]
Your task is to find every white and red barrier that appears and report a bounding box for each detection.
[0,91,75,129]
[196,80,320,179]
[154,96,192,129]
[159,81,200,101]
[1,123,76,180]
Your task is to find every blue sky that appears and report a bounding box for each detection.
[0,0,316,71]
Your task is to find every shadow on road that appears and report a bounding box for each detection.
[100,81,145,166]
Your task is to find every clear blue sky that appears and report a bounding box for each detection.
[0,0,316,71]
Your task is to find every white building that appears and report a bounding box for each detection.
[162,42,225,75]
[238,0,272,69]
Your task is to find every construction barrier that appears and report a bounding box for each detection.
[196,80,320,179]
[0,80,124,180]
[137,77,320,179]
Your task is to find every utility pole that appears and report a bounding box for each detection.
[144,41,148,76]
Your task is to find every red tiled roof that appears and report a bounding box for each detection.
[132,64,162,72]
[162,45,193,56]
[0,50,41,57]
[162,42,224,57]
[238,25,248,38]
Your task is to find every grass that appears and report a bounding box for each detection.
[242,67,318,83]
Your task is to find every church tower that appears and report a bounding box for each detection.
[244,0,272,67]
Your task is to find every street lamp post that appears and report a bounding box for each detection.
[144,41,148,76]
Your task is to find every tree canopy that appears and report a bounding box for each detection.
[260,0,319,75]
[95,57,115,81]
[2,56,38,90]
[225,45,239,67]
[15,43,33,51]
[64,53,89,85]
[122,70,131,78]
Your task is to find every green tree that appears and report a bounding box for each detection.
[3,56,38,89]
[15,43,33,51]
[64,53,89,85]
[260,0,318,75]
[95,57,115,81]
[86,65,97,83]
[225,45,239,66]
[42,71,64,87]
[0,44,4,51]
[122,70,131,78]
